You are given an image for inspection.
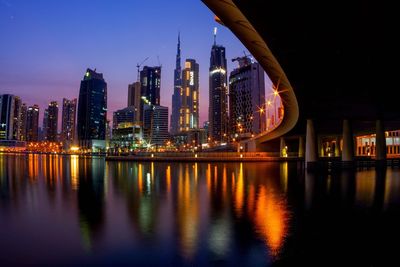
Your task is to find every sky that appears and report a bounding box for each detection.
[0,0,271,128]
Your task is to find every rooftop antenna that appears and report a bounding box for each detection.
[136,57,149,82]
[213,27,217,45]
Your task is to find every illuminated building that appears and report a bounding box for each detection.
[229,56,266,137]
[12,96,22,140]
[77,68,107,151]
[356,130,400,156]
[179,59,199,131]
[61,98,77,147]
[26,104,40,142]
[0,94,15,140]
[44,101,59,142]
[209,28,228,143]
[144,105,169,146]
[171,33,182,135]
[19,103,27,141]
[140,66,161,121]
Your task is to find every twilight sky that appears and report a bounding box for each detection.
[0,0,272,128]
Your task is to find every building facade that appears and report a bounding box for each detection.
[0,94,15,140]
[45,101,58,142]
[179,59,199,131]
[209,32,228,143]
[229,57,266,137]
[77,68,107,151]
[170,33,182,135]
[127,82,141,122]
[26,105,39,142]
[140,66,161,119]
[61,98,77,146]
[12,96,22,140]
[19,103,27,141]
[144,105,169,146]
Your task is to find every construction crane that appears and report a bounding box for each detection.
[136,57,149,82]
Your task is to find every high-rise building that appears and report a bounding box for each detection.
[44,101,58,142]
[43,108,49,141]
[0,94,15,140]
[140,66,161,111]
[77,68,107,151]
[19,103,27,141]
[113,106,136,129]
[170,33,182,134]
[144,105,169,146]
[12,96,22,140]
[229,56,266,136]
[209,28,228,143]
[26,105,40,142]
[179,59,199,131]
[61,98,77,145]
[127,82,141,121]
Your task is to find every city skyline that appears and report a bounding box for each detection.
[0,0,272,129]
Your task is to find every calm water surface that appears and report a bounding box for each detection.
[1,154,400,266]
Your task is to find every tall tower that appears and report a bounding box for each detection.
[170,33,182,134]
[62,98,77,146]
[45,101,59,142]
[26,104,39,142]
[179,59,199,131]
[209,28,228,143]
[12,96,22,140]
[19,103,28,141]
[77,68,107,151]
[0,94,15,140]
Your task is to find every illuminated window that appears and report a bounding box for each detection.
[186,87,190,96]
[185,61,191,69]
[193,92,197,100]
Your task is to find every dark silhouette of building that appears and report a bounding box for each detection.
[77,68,107,151]
[140,66,161,122]
[19,103,27,141]
[209,29,228,143]
[61,98,77,146]
[180,59,199,131]
[127,82,141,121]
[0,94,15,140]
[12,96,22,140]
[26,105,39,142]
[44,101,58,142]
[170,33,182,135]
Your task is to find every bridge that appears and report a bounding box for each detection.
[202,0,400,167]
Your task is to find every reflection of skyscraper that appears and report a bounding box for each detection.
[171,33,182,134]
[209,29,228,143]
[179,59,199,131]
[26,105,39,141]
[229,56,266,135]
[45,101,58,142]
[77,68,107,151]
[62,98,77,145]
[0,94,15,140]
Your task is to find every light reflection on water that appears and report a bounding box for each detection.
[1,154,400,266]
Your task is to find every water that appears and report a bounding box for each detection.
[1,154,400,266]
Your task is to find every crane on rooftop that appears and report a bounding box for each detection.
[136,57,149,82]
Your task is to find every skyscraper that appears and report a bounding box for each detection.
[209,28,228,143]
[229,56,266,136]
[179,59,199,131]
[44,101,59,142]
[140,66,161,108]
[61,98,77,146]
[77,68,107,151]
[127,82,141,121]
[26,105,39,142]
[43,108,49,141]
[170,33,182,134]
[0,94,15,140]
[19,103,27,141]
[12,96,22,140]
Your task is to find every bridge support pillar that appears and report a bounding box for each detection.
[335,136,341,157]
[376,119,386,166]
[298,136,305,158]
[280,137,286,157]
[342,119,354,167]
[305,119,318,169]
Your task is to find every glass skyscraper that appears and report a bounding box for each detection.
[179,59,199,131]
[77,68,107,151]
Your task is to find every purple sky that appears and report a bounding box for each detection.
[0,0,273,129]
